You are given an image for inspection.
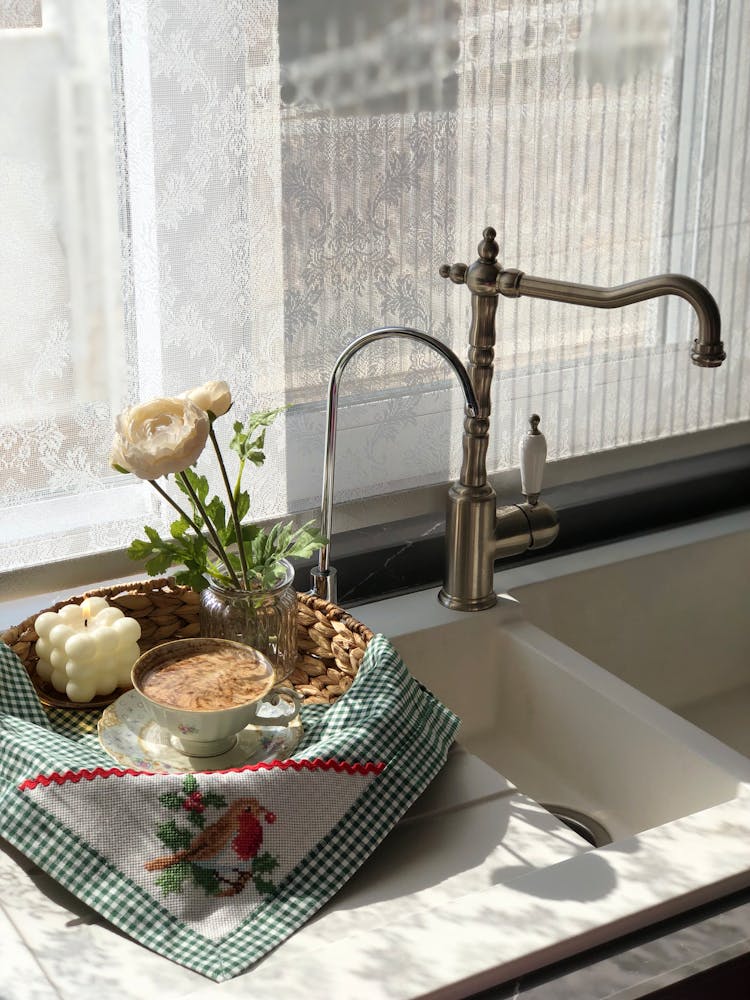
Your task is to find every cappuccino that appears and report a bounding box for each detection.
[141,646,271,711]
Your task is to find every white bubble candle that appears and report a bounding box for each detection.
[34,597,142,703]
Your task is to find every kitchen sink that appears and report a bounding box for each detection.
[387,604,748,844]
[507,513,750,758]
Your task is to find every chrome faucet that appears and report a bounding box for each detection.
[310,326,479,604]
[437,226,725,611]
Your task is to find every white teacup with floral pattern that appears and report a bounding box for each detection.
[132,638,301,757]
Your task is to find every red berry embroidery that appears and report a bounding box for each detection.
[265,811,276,824]
[183,791,205,813]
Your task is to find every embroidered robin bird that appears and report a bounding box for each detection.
[144,797,267,872]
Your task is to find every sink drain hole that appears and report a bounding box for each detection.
[541,804,612,848]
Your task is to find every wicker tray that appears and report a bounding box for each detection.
[1,577,374,710]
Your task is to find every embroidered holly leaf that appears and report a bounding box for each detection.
[252,851,279,875]
[190,864,222,896]
[158,792,184,811]
[202,792,228,809]
[155,861,192,895]
[253,875,276,896]
[156,819,193,852]
[186,809,205,830]
[182,775,199,795]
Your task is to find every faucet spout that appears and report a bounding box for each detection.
[504,271,725,368]
[312,326,479,604]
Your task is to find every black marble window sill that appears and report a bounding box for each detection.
[293,443,750,606]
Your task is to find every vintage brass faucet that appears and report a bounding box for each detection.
[437,226,725,611]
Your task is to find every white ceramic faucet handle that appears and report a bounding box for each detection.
[519,414,547,505]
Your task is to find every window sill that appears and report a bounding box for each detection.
[1,423,748,627]
[294,441,750,607]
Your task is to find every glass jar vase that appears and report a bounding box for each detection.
[199,559,298,684]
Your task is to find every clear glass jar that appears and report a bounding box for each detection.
[199,559,297,684]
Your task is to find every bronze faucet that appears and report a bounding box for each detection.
[437,226,725,611]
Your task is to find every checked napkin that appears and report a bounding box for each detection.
[0,634,458,981]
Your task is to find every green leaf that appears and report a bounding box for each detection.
[253,875,276,896]
[155,861,192,895]
[182,468,209,503]
[186,809,205,830]
[144,524,161,544]
[145,551,175,576]
[158,792,184,811]
[127,538,151,560]
[229,407,285,463]
[190,863,222,896]
[247,407,287,432]
[235,491,250,523]
[156,819,192,852]
[202,792,228,809]
[252,851,279,875]
[205,495,226,534]
[112,463,130,475]
[182,774,199,794]
[173,566,210,592]
[170,517,189,539]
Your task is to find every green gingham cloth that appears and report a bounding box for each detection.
[0,636,458,981]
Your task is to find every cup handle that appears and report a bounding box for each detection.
[251,685,303,727]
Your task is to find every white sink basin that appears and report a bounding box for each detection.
[390,609,746,843]
[508,511,750,757]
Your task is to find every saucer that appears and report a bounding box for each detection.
[98,690,303,773]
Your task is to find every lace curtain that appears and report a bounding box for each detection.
[0,0,39,28]
[1,0,748,572]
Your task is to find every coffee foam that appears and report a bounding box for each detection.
[140,647,271,711]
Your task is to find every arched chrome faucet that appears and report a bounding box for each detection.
[310,326,479,603]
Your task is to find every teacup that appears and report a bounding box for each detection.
[132,637,301,757]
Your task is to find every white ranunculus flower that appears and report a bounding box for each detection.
[181,380,232,418]
[110,397,209,480]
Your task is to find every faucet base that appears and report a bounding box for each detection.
[437,588,497,612]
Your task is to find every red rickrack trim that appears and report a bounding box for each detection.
[18,758,386,791]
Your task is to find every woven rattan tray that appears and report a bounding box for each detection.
[1,577,374,710]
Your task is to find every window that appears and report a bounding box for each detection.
[1,0,748,575]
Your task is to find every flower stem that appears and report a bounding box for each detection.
[233,457,245,507]
[209,425,250,589]
[175,472,242,588]
[147,479,228,568]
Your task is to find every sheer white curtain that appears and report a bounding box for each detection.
[0,0,40,28]
[1,0,748,573]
